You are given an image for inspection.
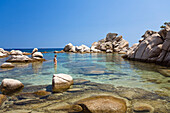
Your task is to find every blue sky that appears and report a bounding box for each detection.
[0,0,170,48]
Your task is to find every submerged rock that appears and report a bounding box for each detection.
[132,102,154,113]
[0,94,7,107]
[0,62,15,68]
[0,79,24,95]
[52,74,73,92]
[158,68,170,77]
[69,95,127,113]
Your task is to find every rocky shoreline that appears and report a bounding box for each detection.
[123,22,170,67]
[0,78,169,113]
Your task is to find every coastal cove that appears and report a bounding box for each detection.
[0,48,169,112]
[0,48,169,95]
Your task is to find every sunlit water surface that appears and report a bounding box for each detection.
[0,49,169,94]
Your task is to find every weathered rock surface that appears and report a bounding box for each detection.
[0,63,15,68]
[0,79,24,95]
[52,74,73,92]
[125,22,170,66]
[70,95,127,113]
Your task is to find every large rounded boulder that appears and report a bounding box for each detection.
[63,43,74,52]
[32,52,43,58]
[69,95,127,113]
[52,74,73,92]
[0,79,24,95]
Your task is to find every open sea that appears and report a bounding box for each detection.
[0,48,169,94]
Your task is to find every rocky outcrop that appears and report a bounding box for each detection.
[0,63,15,68]
[52,74,73,92]
[91,33,129,53]
[0,79,24,95]
[124,22,170,67]
[0,48,9,58]
[70,95,127,113]
[63,33,129,54]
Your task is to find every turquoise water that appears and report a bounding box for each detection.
[0,49,170,94]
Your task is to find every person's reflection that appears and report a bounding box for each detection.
[54,64,57,73]
[32,62,43,74]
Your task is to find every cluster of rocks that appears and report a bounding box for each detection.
[0,48,46,68]
[63,43,91,53]
[0,48,9,58]
[6,48,45,63]
[91,33,129,53]
[0,76,169,113]
[124,22,170,67]
[63,33,129,54]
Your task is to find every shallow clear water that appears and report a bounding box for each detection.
[0,49,170,94]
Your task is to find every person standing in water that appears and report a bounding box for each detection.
[54,55,57,65]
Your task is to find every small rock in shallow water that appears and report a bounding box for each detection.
[67,88,83,92]
[52,74,73,92]
[74,79,90,85]
[0,63,15,68]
